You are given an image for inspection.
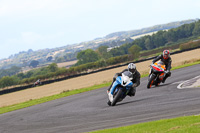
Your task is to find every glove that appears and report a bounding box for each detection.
[150,62,154,67]
[166,70,170,74]
[113,73,119,80]
[132,83,137,88]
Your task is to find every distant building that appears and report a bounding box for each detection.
[107,46,120,52]
[193,39,200,42]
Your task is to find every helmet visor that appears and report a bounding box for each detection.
[163,54,169,59]
[129,68,136,74]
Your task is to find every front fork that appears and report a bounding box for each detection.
[148,68,155,81]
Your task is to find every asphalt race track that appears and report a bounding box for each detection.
[1,64,200,133]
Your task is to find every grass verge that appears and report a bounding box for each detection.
[89,115,200,133]
[0,82,110,114]
[171,60,200,70]
[0,60,200,114]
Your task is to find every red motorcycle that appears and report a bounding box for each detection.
[147,61,166,88]
[32,79,42,87]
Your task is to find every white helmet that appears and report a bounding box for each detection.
[128,63,136,74]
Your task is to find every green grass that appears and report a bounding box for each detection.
[0,60,200,115]
[172,60,200,70]
[0,82,111,114]
[90,115,200,133]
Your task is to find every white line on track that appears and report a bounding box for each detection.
[177,75,200,89]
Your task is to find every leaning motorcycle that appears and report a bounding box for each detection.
[32,81,42,87]
[107,71,133,106]
[147,61,166,88]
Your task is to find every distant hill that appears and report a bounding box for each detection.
[105,19,198,39]
[0,18,198,70]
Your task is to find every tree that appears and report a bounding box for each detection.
[128,45,142,59]
[25,71,34,78]
[47,56,53,61]
[0,76,18,88]
[9,66,21,76]
[29,60,39,68]
[0,66,21,78]
[97,46,112,59]
[48,63,58,72]
[76,49,100,65]
[184,23,195,37]
[109,47,125,57]
[55,57,65,63]
[152,31,167,47]
[17,73,25,79]
[192,21,200,36]
[164,29,178,42]
[144,37,154,50]
[0,70,8,78]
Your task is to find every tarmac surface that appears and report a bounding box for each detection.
[0,64,200,133]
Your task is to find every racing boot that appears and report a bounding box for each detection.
[162,71,171,83]
[162,76,167,83]
[162,74,169,83]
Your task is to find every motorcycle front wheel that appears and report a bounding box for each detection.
[111,89,123,106]
[147,74,156,89]
[107,100,111,106]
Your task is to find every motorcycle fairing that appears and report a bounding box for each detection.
[110,75,133,95]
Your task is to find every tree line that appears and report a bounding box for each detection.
[109,20,200,57]
[75,20,200,66]
[1,20,200,89]
[0,63,73,88]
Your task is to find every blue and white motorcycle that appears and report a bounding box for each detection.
[107,71,133,106]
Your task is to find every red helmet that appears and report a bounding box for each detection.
[163,50,170,59]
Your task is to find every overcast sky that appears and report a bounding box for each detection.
[0,0,200,59]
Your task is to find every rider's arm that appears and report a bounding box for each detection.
[166,58,172,71]
[113,69,127,80]
[118,69,128,76]
[152,55,162,64]
[133,72,141,87]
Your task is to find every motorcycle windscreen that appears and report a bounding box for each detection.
[122,71,133,79]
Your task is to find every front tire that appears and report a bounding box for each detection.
[107,100,111,106]
[111,89,122,106]
[147,74,156,89]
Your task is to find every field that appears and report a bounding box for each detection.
[130,30,168,40]
[57,60,77,68]
[0,48,200,107]
[22,60,77,73]
[130,31,158,40]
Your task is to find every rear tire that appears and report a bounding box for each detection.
[155,82,159,86]
[111,89,122,106]
[147,74,156,89]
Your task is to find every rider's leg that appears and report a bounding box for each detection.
[127,87,136,97]
[162,71,171,83]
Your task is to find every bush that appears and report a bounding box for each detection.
[179,40,200,50]
[0,76,18,88]
[106,55,129,65]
